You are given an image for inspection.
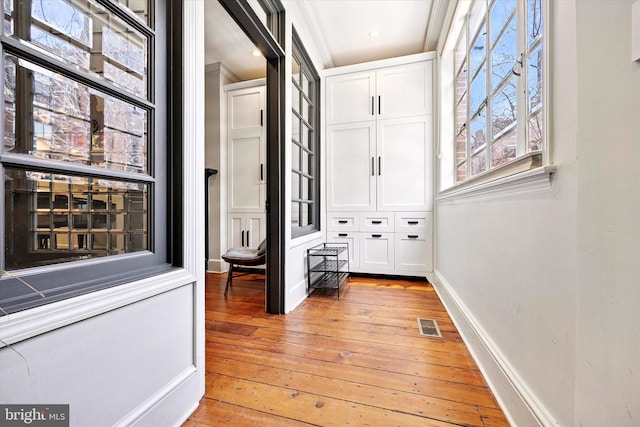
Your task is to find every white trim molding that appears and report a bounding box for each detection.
[433,270,558,427]
[437,165,556,204]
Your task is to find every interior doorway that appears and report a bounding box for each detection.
[205,0,286,314]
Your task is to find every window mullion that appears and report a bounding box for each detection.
[515,0,527,157]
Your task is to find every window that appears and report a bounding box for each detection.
[448,0,544,186]
[291,28,319,238]
[1,0,173,314]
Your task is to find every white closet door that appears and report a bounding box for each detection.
[325,71,376,124]
[326,122,376,211]
[376,115,432,212]
[376,61,432,119]
[228,134,263,211]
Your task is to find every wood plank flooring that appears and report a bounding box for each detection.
[182,273,509,426]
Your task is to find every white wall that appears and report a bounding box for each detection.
[0,2,206,425]
[205,63,238,272]
[283,1,329,312]
[574,1,640,425]
[435,0,640,425]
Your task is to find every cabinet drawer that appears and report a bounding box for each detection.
[327,212,360,231]
[360,212,394,232]
[394,232,433,272]
[395,212,432,232]
[327,231,360,269]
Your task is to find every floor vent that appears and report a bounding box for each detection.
[417,318,442,338]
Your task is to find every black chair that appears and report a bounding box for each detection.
[221,239,266,297]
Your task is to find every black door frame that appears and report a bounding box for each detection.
[218,0,286,314]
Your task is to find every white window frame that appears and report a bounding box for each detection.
[438,0,551,196]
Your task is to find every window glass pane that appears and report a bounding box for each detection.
[527,0,543,48]
[469,0,487,38]
[302,97,310,122]
[291,202,300,227]
[247,0,268,28]
[302,69,309,96]
[456,162,467,183]
[4,54,148,173]
[291,143,300,171]
[469,108,487,153]
[301,176,310,200]
[292,56,301,85]
[471,150,487,176]
[456,95,467,162]
[528,111,543,152]
[301,202,311,227]
[469,22,486,78]
[528,42,543,113]
[291,113,300,143]
[115,0,149,24]
[5,168,147,270]
[490,0,515,45]
[490,15,517,91]
[454,31,467,75]
[491,75,517,139]
[491,130,516,167]
[469,64,486,116]
[291,172,300,198]
[5,0,148,98]
[301,149,310,175]
[303,126,312,150]
[455,63,467,104]
[292,86,300,114]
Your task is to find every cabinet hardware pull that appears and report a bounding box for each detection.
[371,96,374,115]
[372,234,382,238]
[408,221,419,225]
[260,163,264,181]
[338,233,348,237]
[371,157,375,176]
[241,230,245,247]
[371,220,382,224]
[338,220,348,224]
[378,156,381,175]
[408,235,419,239]
[247,231,250,245]
[378,95,381,115]
[260,109,264,126]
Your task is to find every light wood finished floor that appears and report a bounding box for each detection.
[182,272,509,426]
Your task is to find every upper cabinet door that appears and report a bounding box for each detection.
[228,86,265,131]
[326,122,377,211]
[376,115,433,212]
[326,71,376,125]
[376,61,432,120]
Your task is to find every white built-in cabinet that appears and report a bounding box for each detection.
[226,81,266,249]
[325,56,434,276]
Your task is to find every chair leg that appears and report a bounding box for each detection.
[224,264,234,297]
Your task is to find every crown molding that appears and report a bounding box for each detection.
[296,0,335,69]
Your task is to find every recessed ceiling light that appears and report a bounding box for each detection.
[252,49,262,57]
[369,30,380,38]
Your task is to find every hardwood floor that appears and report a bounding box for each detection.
[182,272,509,426]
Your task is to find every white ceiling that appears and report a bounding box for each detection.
[204,0,449,81]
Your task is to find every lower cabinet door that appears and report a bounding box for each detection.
[360,232,394,272]
[394,232,432,272]
[327,231,359,270]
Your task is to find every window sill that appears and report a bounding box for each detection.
[438,157,556,204]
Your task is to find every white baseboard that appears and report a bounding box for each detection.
[432,270,557,427]
[287,278,309,313]
[207,258,226,273]
[118,366,203,427]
